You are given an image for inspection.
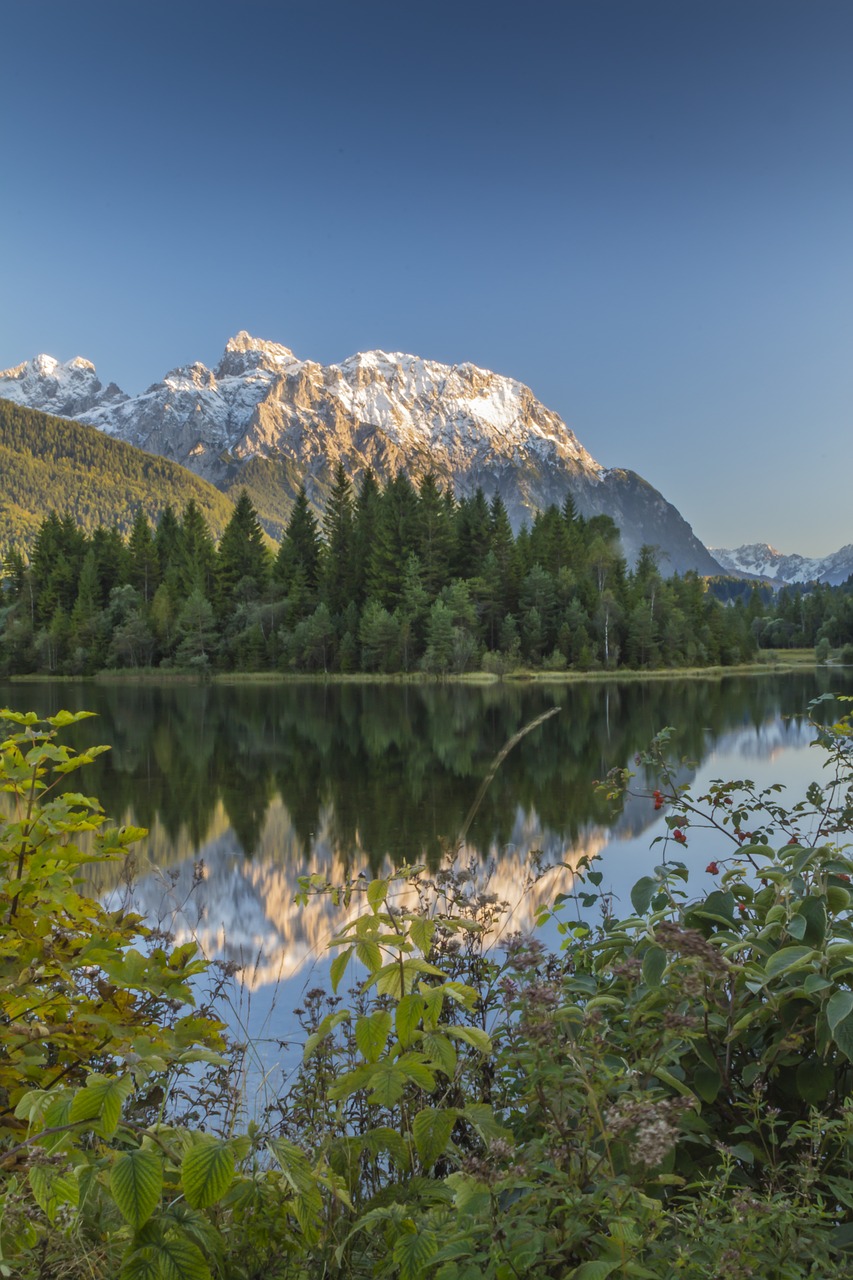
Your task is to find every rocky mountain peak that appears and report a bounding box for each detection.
[0,351,125,418]
[216,331,301,379]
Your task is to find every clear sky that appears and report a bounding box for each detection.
[2,0,851,557]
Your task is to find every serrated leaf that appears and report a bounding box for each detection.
[303,1008,350,1062]
[181,1136,235,1209]
[569,1261,620,1279]
[356,939,382,971]
[144,1237,210,1280]
[421,1030,457,1077]
[413,1107,457,1168]
[29,1165,79,1223]
[396,994,425,1048]
[393,1226,438,1280]
[409,917,436,954]
[269,1137,315,1195]
[367,879,388,909]
[330,946,353,992]
[447,1026,491,1054]
[355,1010,392,1063]
[111,1148,162,1228]
[461,1103,511,1141]
[69,1074,132,1138]
[365,1061,406,1106]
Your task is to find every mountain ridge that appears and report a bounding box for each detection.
[711,542,853,587]
[1,333,724,575]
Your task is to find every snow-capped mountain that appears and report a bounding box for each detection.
[0,333,723,574]
[0,353,127,419]
[711,543,853,587]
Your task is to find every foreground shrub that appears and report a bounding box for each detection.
[5,696,853,1278]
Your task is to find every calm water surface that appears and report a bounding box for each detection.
[4,671,851,1084]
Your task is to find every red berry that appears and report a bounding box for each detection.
[706,862,719,875]
[673,829,687,845]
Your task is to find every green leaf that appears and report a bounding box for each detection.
[356,939,382,971]
[693,1064,722,1103]
[330,945,353,992]
[367,879,388,909]
[630,877,658,915]
[181,1136,235,1209]
[796,1060,836,1103]
[111,1148,163,1228]
[796,896,827,946]
[569,1262,620,1279]
[763,945,815,981]
[421,1031,457,1077]
[355,1010,392,1063]
[29,1165,79,1223]
[393,1226,439,1280]
[786,913,807,940]
[410,917,436,954]
[462,1103,511,1142]
[365,1061,406,1107]
[69,1073,132,1138]
[832,1010,853,1063]
[303,1008,350,1061]
[826,989,853,1036]
[446,1026,491,1054]
[140,1238,210,1280]
[396,994,425,1048]
[413,1107,457,1168]
[642,945,666,987]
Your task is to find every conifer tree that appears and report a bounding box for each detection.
[416,472,454,599]
[275,486,321,618]
[179,499,216,598]
[127,509,160,604]
[320,463,356,615]
[216,490,272,615]
[368,474,420,608]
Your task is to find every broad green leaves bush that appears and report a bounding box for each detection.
[5,697,853,1278]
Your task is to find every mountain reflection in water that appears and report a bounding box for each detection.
[2,671,848,991]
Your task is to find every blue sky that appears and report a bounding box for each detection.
[2,0,851,556]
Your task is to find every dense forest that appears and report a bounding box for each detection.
[1,464,851,676]
[0,399,236,547]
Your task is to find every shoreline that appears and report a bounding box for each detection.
[3,651,823,687]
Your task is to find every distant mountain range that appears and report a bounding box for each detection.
[711,543,853,587]
[0,334,723,575]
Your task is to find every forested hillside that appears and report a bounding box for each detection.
[0,464,764,676]
[0,399,236,549]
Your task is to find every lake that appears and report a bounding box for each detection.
[3,669,852,1088]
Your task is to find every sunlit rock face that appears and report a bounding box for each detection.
[1,333,722,573]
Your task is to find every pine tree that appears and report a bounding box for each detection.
[216,490,272,616]
[275,486,321,619]
[179,499,217,598]
[368,474,420,609]
[320,463,356,615]
[127,509,160,604]
[416,473,454,599]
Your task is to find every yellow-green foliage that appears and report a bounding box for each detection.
[0,399,236,551]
